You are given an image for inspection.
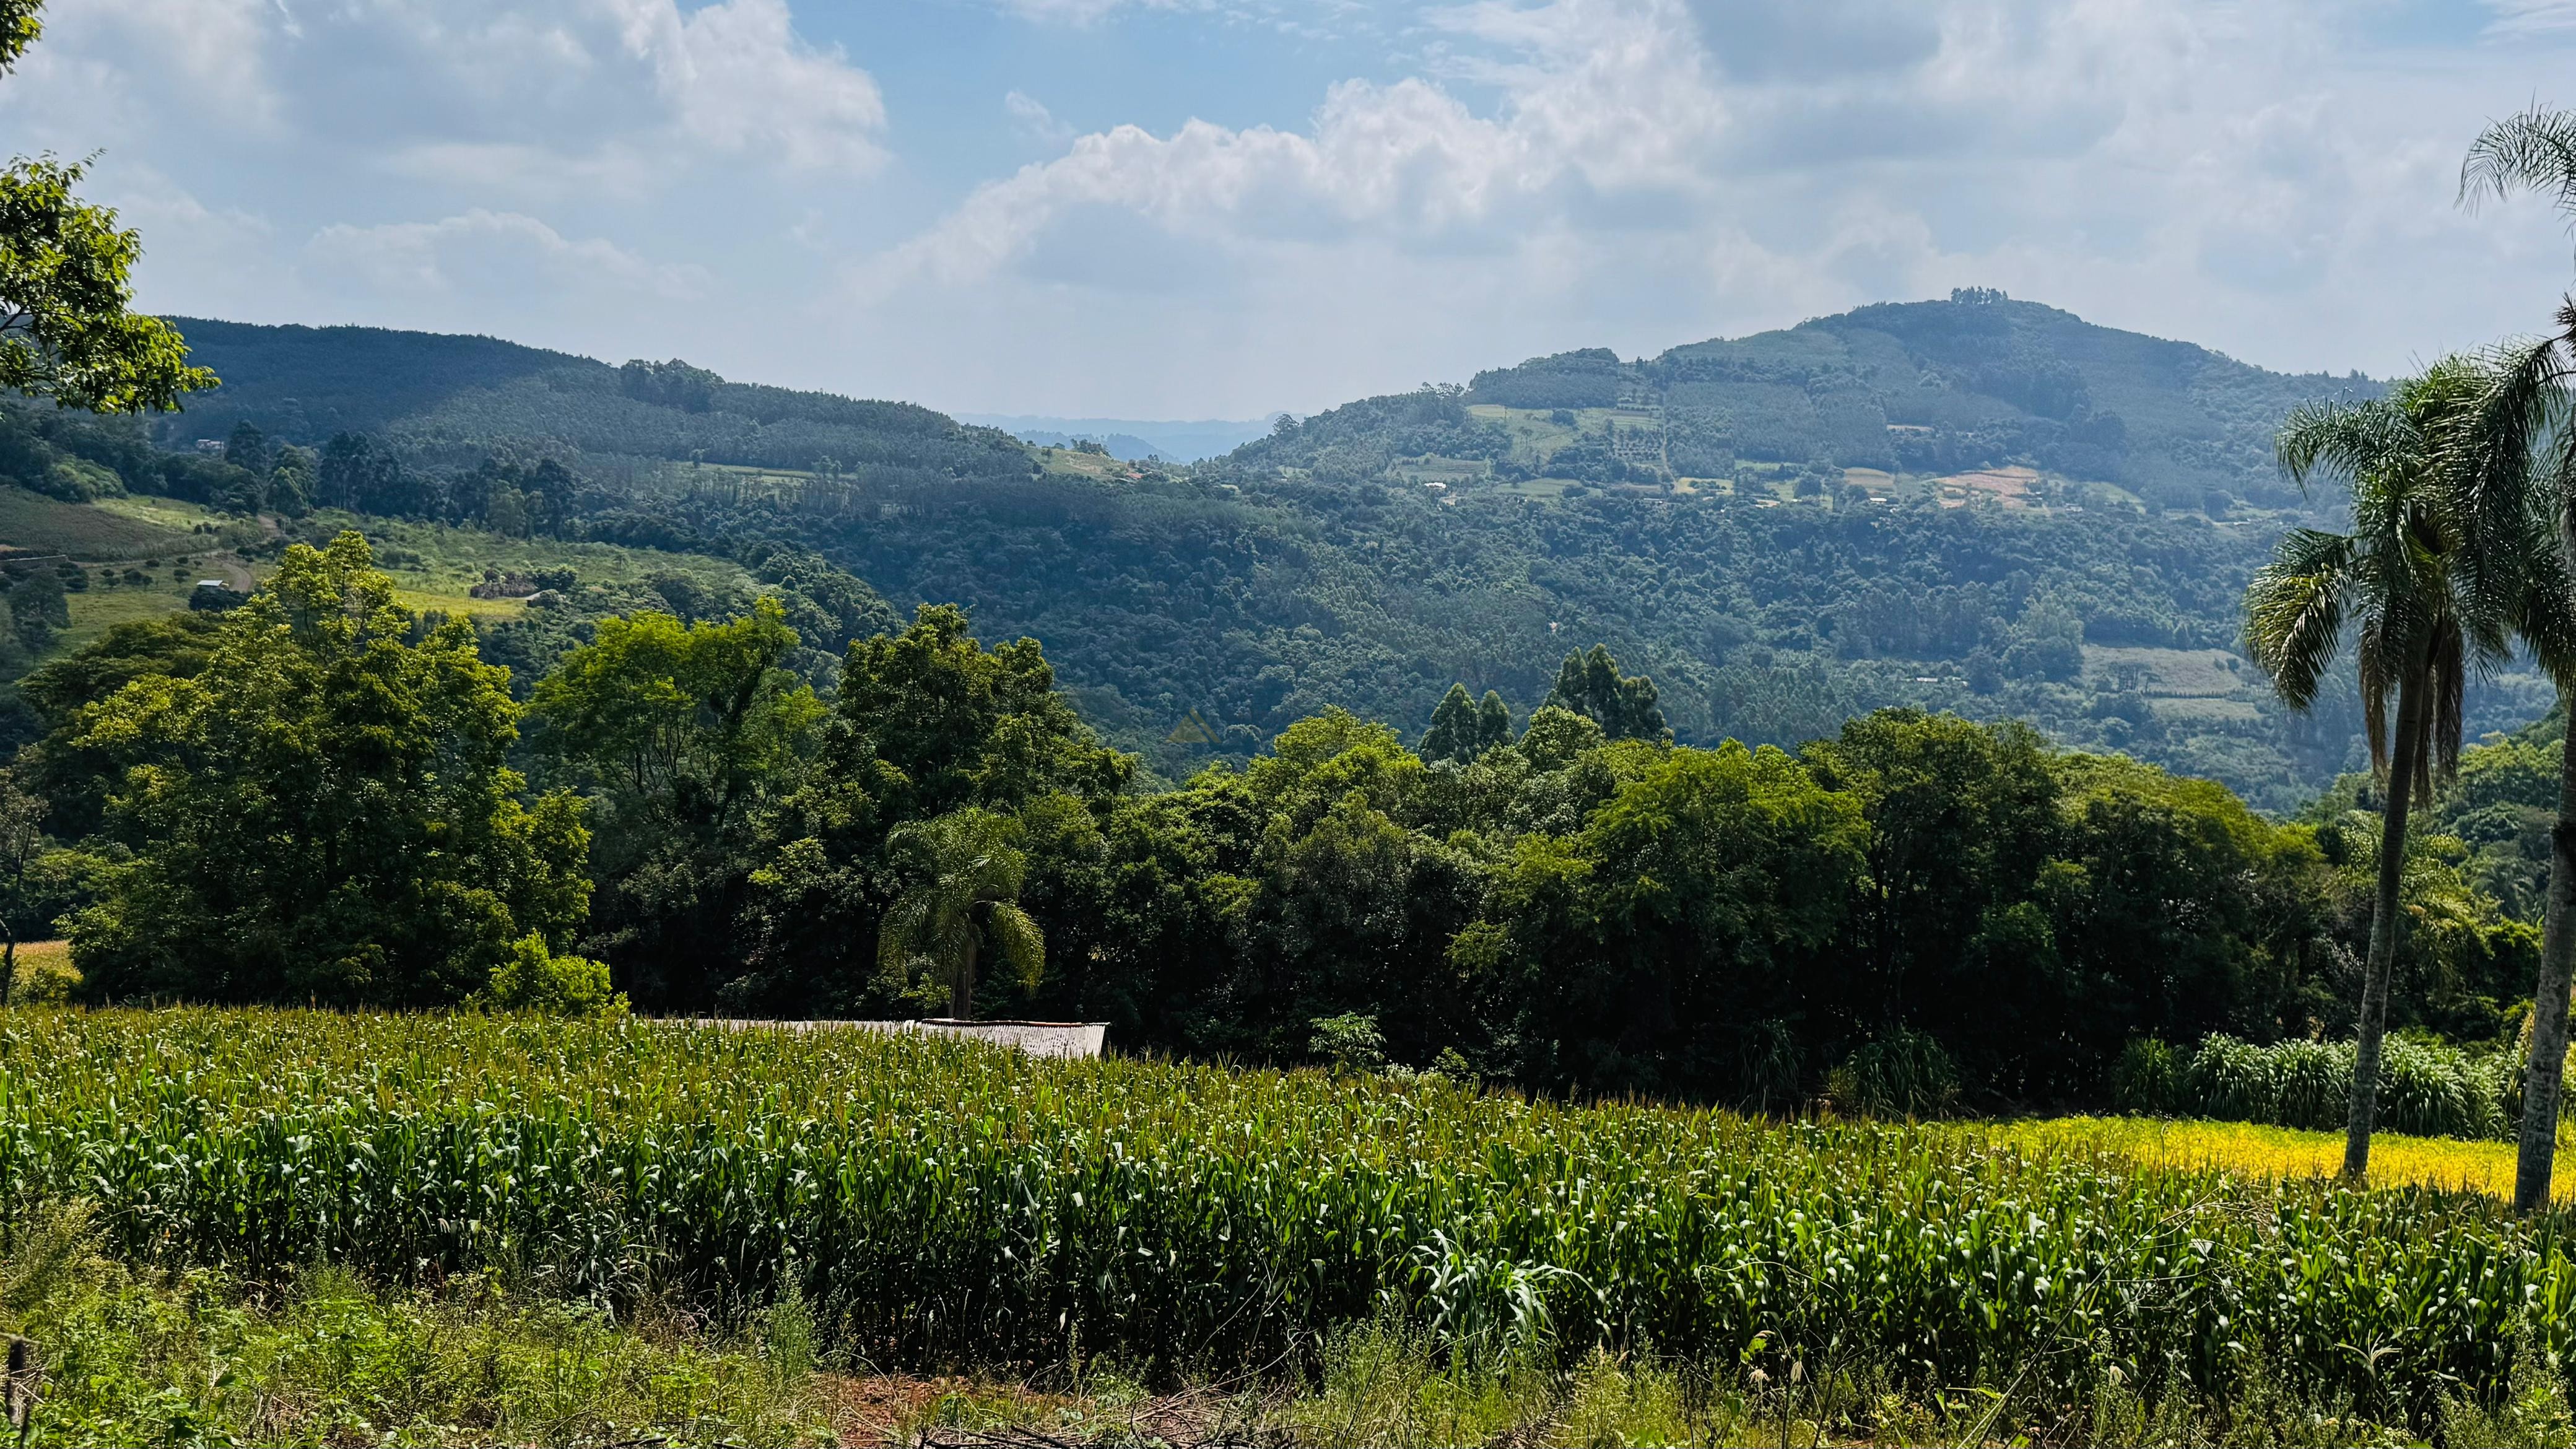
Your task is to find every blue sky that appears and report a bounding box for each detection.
[15,0,2576,419]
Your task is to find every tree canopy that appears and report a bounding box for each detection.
[62,533,590,1005]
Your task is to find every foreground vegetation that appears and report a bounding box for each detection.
[7,525,2546,1125]
[6,1007,2576,1443]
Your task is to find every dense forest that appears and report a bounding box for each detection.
[4,529,2546,1117]
[40,298,2510,811]
[0,294,2561,1118]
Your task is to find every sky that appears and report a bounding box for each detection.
[15,0,2576,419]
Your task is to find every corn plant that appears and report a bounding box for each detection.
[0,1008,2568,1428]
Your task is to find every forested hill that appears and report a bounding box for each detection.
[1235,289,2372,513]
[67,298,2516,812]
[154,318,1032,484]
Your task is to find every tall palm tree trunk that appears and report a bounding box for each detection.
[2516,704,2576,1212]
[2347,659,2430,1180]
[951,931,979,1021]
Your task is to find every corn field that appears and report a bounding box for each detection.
[1,1009,2572,1425]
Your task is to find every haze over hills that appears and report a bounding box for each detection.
[48,294,2515,811]
[955,416,1273,463]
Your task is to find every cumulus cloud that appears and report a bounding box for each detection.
[6,0,886,194]
[824,0,2576,414]
[1006,90,1077,148]
[302,210,710,302]
[22,0,2576,416]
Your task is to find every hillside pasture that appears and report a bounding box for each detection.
[0,487,197,560]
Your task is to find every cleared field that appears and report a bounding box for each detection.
[0,487,196,560]
[303,513,761,619]
[1930,464,2043,508]
[2082,644,2248,696]
[1,1005,2570,1437]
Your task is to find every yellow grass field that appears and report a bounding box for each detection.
[4,940,77,1001]
[1985,1113,2576,1202]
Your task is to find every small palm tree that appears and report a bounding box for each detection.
[876,808,1044,1020]
[2245,360,2518,1179]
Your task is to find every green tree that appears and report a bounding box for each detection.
[65,532,590,1005]
[2243,361,2518,1178]
[0,5,212,413]
[877,807,1044,1020]
[837,603,1132,819]
[1539,645,1669,742]
[0,771,41,1006]
[1473,741,1865,1098]
[733,606,1129,1014]
[529,598,821,1007]
[1801,710,2061,1054]
[1421,684,1480,764]
[1418,684,1513,765]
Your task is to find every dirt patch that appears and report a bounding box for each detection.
[1930,464,2041,508]
[822,1373,1263,1447]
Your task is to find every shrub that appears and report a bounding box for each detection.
[2112,1037,2178,1115]
[1309,1012,1388,1074]
[2140,1033,2520,1142]
[1828,1026,1959,1118]
[479,934,624,1017]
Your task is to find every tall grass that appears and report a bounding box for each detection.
[2117,1033,2521,1141]
[1,1008,2573,1428]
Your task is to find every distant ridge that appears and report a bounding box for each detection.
[1227,290,2377,511]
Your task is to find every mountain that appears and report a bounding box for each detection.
[1240,289,2374,513]
[97,296,2509,812]
[155,318,1033,487]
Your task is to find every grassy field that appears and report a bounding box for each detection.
[0,487,198,560]
[302,511,762,622]
[4,1009,2576,1443]
[1989,1114,2576,1203]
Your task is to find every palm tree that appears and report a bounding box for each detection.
[876,807,1045,1020]
[2244,361,2519,1179]
[2455,112,2576,1210]
[2422,325,2576,1211]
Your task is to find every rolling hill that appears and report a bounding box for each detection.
[1237,289,2374,513]
[38,294,2503,810]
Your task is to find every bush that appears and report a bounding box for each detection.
[2130,1033,2520,1142]
[479,934,624,1017]
[2111,1037,2178,1114]
[1309,1012,1388,1074]
[1828,1026,1959,1118]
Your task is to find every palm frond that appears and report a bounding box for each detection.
[2357,622,2395,778]
[2276,397,2412,494]
[2427,621,2467,790]
[2440,338,2571,627]
[2243,529,2356,710]
[876,894,935,984]
[985,902,1047,993]
[2461,105,2576,219]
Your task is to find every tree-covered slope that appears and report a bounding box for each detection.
[96,300,2479,810]
[155,320,1034,484]
[1245,289,2375,512]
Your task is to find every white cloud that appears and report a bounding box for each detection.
[23,0,2576,417]
[5,0,886,196]
[2486,1,2576,35]
[821,0,2576,415]
[1006,90,1077,148]
[303,210,710,302]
